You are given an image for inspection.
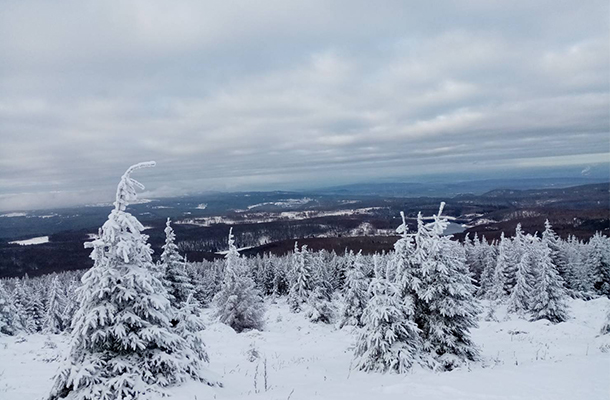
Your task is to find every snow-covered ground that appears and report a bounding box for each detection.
[1,297,609,400]
[8,236,49,245]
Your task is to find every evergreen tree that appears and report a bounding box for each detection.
[338,250,369,328]
[43,276,66,334]
[306,286,335,324]
[0,281,21,335]
[476,238,497,298]
[411,203,480,370]
[288,243,312,313]
[530,239,569,323]
[542,220,574,289]
[587,233,610,296]
[173,294,209,377]
[213,228,265,332]
[161,218,194,308]
[393,211,419,299]
[489,234,510,301]
[48,162,211,400]
[353,259,422,373]
[506,249,533,316]
[24,288,45,333]
[306,252,335,323]
[12,281,31,333]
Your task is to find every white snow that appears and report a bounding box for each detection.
[8,236,49,245]
[247,198,313,210]
[1,297,608,400]
[178,208,385,227]
[0,212,27,218]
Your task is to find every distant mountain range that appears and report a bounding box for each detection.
[318,177,610,198]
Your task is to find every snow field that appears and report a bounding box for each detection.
[2,297,608,400]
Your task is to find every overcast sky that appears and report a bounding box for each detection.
[0,0,608,211]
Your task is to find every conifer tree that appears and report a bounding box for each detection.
[338,250,369,328]
[12,281,31,333]
[542,220,574,288]
[506,250,533,316]
[587,233,610,296]
[288,243,312,313]
[392,211,419,299]
[489,234,510,301]
[354,256,421,373]
[161,218,194,308]
[213,228,265,332]
[530,239,569,323]
[25,289,45,333]
[411,203,480,370]
[48,162,212,400]
[476,239,497,298]
[0,281,21,335]
[43,276,66,334]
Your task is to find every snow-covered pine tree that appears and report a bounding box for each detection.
[353,255,422,373]
[542,220,574,289]
[173,294,209,377]
[48,162,212,400]
[587,233,610,297]
[504,224,525,294]
[161,218,194,308]
[565,236,593,295]
[305,251,335,323]
[288,243,312,313]
[213,228,265,332]
[338,250,369,328]
[61,278,79,333]
[43,276,66,334]
[411,203,480,370]
[489,234,510,301]
[393,211,419,299]
[529,238,569,323]
[476,238,497,298]
[10,280,29,333]
[506,246,534,316]
[24,287,45,333]
[0,280,21,335]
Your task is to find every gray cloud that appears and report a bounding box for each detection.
[0,0,608,211]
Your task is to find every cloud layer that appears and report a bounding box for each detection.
[0,0,608,210]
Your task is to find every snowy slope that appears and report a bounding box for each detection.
[1,297,609,400]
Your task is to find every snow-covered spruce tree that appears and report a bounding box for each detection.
[542,220,574,289]
[288,243,312,313]
[488,233,510,301]
[503,224,525,294]
[411,203,480,370]
[24,288,45,333]
[529,238,569,323]
[338,250,369,328]
[213,228,265,332]
[353,257,422,373]
[0,280,21,335]
[305,252,335,323]
[392,211,419,299]
[506,249,534,317]
[173,294,209,368]
[48,162,213,400]
[43,276,66,334]
[161,218,194,308]
[587,233,610,297]
[476,238,497,298]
